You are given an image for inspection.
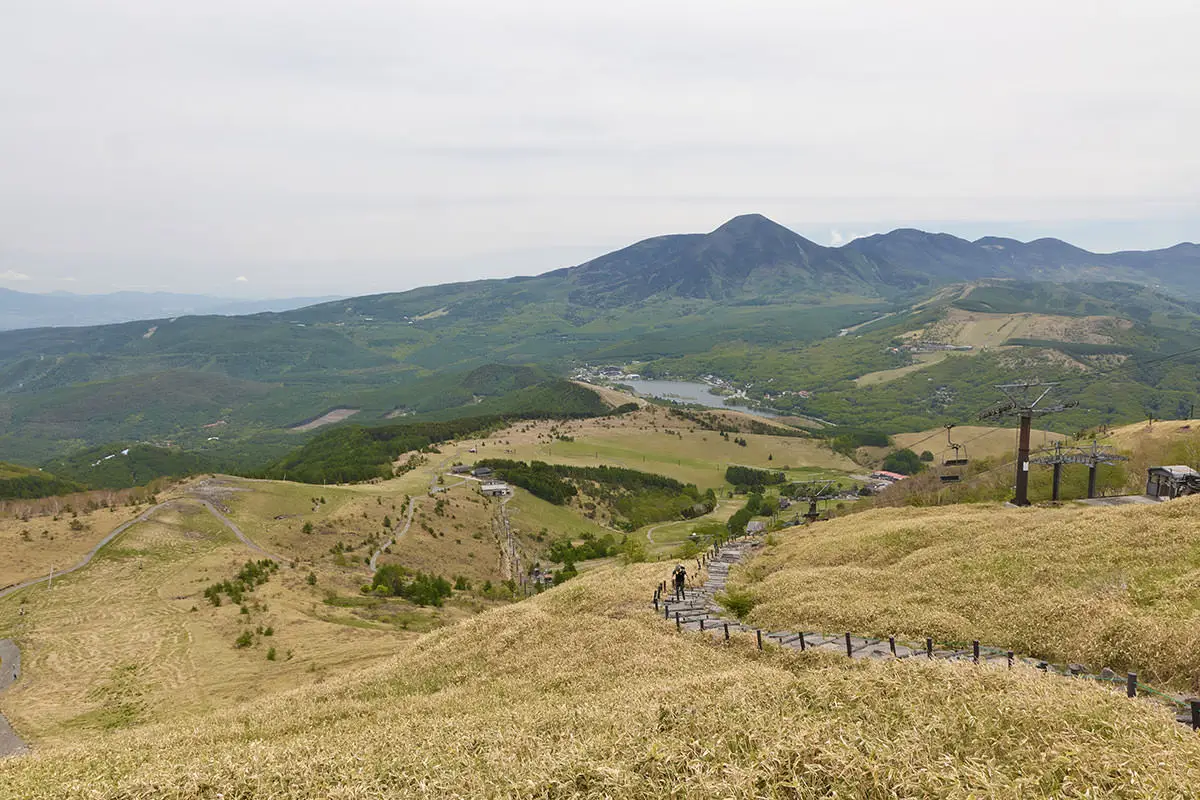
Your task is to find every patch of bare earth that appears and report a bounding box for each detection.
[290,408,360,432]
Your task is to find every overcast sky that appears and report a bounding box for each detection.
[2,0,1198,297]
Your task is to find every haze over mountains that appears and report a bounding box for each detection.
[0,289,341,331]
[2,213,1200,469]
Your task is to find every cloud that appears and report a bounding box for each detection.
[235,275,249,282]
[829,230,865,247]
[0,270,31,281]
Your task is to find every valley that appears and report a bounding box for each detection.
[4,218,1200,796]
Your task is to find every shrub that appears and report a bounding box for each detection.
[266,647,277,661]
[717,588,756,619]
[306,572,317,586]
[234,631,254,649]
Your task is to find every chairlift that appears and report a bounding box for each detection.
[940,424,969,483]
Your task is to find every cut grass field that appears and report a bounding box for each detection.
[0,501,410,745]
[4,561,1200,797]
[469,407,855,491]
[734,496,1200,692]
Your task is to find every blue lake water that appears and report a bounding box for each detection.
[621,379,778,418]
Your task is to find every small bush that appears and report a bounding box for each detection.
[266,647,277,661]
[234,631,254,649]
[717,588,756,620]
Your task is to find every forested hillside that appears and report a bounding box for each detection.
[2,216,1199,470]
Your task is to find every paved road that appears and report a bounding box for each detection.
[0,639,24,758]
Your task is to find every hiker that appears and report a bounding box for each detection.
[673,564,687,600]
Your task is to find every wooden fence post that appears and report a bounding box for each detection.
[756,630,763,650]
[699,619,705,632]
[845,632,852,658]
[676,613,681,632]
[723,622,730,641]
[889,636,896,656]
[1007,651,1014,669]
[972,641,979,664]
[1191,700,1200,731]
[1127,672,1137,698]
[926,638,933,659]
[799,632,806,651]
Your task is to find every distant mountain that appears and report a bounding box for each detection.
[559,215,1200,304]
[0,289,342,331]
[2,213,1199,466]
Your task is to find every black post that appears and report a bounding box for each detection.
[1127,672,1137,698]
[973,640,979,664]
[926,638,933,659]
[799,632,806,651]
[1052,462,1062,502]
[1191,700,1200,731]
[1015,412,1033,506]
[664,604,670,620]
[756,630,763,650]
[845,632,853,658]
[889,636,896,656]
[699,619,705,632]
[653,598,659,612]
[723,623,730,641]
[1007,651,1014,669]
[675,613,681,632]
[1088,464,1098,499]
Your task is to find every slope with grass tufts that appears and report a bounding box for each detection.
[4,561,1200,796]
[734,497,1200,692]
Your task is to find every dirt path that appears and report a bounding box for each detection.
[368,497,416,573]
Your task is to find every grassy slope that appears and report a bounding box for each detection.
[0,501,410,743]
[4,564,1200,797]
[738,498,1200,691]
[473,406,855,491]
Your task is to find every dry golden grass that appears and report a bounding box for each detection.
[739,497,1200,691]
[0,510,124,589]
[0,501,411,745]
[887,425,1066,464]
[4,563,1200,798]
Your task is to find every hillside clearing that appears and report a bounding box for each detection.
[289,407,360,431]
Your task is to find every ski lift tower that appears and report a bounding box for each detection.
[792,479,837,522]
[978,381,1077,507]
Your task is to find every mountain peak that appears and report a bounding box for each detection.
[711,213,789,236]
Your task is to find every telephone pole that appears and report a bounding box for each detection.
[979,381,1077,506]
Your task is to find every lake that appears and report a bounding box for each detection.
[621,379,779,418]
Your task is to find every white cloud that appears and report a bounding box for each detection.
[829,230,866,247]
[0,270,31,281]
[235,275,249,282]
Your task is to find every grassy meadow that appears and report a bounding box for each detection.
[0,501,412,744]
[3,563,1200,798]
[735,497,1200,691]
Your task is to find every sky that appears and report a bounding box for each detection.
[2,0,1198,298]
